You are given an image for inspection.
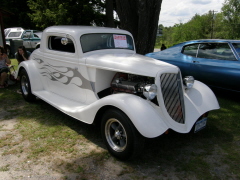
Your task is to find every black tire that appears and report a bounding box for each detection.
[19,69,36,102]
[101,108,145,160]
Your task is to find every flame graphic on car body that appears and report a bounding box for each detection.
[34,57,91,90]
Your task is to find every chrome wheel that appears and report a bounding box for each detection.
[21,75,29,96]
[19,69,36,102]
[105,118,127,152]
[101,108,145,160]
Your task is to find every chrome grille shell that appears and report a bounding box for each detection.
[160,72,185,124]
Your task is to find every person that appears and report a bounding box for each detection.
[15,46,31,94]
[0,46,11,88]
[15,46,31,64]
[160,44,167,51]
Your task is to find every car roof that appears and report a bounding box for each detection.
[181,39,240,45]
[43,25,133,37]
[5,27,24,32]
[5,27,24,30]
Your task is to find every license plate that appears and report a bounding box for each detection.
[194,117,207,133]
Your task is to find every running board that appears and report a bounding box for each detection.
[33,90,87,114]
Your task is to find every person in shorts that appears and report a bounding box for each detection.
[0,46,11,88]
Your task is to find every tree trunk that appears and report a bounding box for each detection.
[106,0,115,27]
[115,0,162,54]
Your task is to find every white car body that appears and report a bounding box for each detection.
[16,26,220,160]
[5,27,24,39]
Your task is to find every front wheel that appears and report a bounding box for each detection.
[19,69,36,102]
[101,108,145,160]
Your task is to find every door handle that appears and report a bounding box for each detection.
[193,60,199,63]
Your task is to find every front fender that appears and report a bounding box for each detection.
[183,80,220,131]
[80,93,169,138]
[16,60,45,92]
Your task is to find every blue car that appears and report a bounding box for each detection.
[146,39,240,92]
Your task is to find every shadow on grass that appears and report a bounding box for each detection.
[1,84,239,179]
[211,87,240,102]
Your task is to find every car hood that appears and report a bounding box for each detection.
[85,51,178,77]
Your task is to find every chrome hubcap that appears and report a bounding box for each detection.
[105,118,127,152]
[21,75,29,96]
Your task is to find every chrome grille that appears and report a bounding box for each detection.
[160,73,185,123]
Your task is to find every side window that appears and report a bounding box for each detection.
[34,33,39,38]
[48,36,75,53]
[198,43,236,61]
[8,32,22,38]
[232,43,240,56]
[182,44,199,57]
[23,32,32,39]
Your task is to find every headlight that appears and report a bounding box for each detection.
[143,84,157,100]
[183,76,194,89]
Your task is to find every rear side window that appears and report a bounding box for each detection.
[48,36,75,53]
[198,43,236,61]
[232,43,240,56]
[8,32,22,38]
[182,44,199,57]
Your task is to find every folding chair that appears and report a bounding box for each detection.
[7,65,17,85]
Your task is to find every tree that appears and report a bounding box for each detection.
[1,0,35,29]
[115,0,163,54]
[106,0,114,27]
[3,0,163,54]
[221,0,240,39]
[27,0,106,29]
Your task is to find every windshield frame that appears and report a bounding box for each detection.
[80,33,135,53]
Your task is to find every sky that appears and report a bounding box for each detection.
[159,0,225,27]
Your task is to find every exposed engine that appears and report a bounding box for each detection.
[111,72,155,97]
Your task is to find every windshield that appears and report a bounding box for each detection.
[80,33,134,53]
[232,43,240,56]
[4,29,11,37]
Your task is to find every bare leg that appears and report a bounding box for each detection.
[0,72,7,86]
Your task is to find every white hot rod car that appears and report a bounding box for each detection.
[16,26,220,160]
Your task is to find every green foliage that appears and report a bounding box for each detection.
[27,0,106,29]
[156,0,240,48]
[2,0,106,29]
[221,0,240,38]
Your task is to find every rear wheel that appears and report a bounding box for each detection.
[101,108,145,160]
[6,46,11,57]
[19,69,36,102]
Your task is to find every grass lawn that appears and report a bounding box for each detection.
[0,64,239,179]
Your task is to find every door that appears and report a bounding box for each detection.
[190,42,240,91]
[29,31,41,49]
[22,30,35,51]
[38,35,91,103]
